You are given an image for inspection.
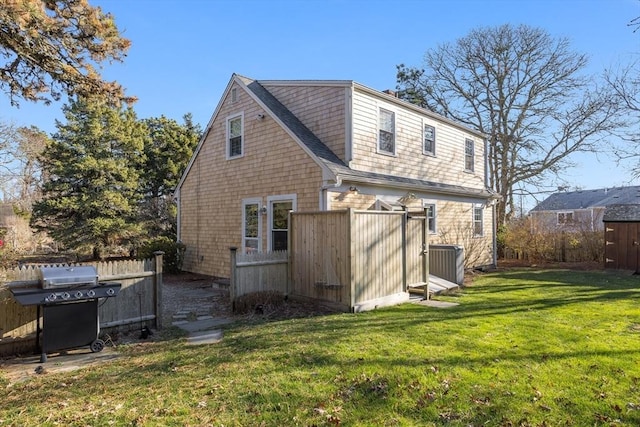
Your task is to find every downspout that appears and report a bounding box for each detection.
[175,189,181,242]
[492,200,498,268]
[320,174,343,211]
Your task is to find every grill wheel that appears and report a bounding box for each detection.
[90,339,105,353]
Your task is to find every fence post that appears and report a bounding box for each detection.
[229,247,237,311]
[401,207,408,293]
[153,251,164,329]
[287,212,292,297]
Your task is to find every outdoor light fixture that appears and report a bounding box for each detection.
[260,206,267,214]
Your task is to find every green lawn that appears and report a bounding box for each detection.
[1,268,640,426]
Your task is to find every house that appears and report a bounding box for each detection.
[529,186,640,232]
[175,74,498,278]
[603,204,640,272]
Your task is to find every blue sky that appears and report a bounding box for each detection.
[1,0,638,207]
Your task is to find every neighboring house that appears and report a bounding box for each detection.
[603,204,640,272]
[176,74,498,278]
[530,186,640,233]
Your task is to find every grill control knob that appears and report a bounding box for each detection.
[87,290,96,298]
[62,292,70,300]
[47,293,57,302]
[106,288,115,296]
[74,291,83,299]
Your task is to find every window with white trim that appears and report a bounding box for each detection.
[465,138,475,172]
[423,124,436,156]
[268,194,297,251]
[227,113,243,159]
[425,203,436,233]
[242,199,261,253]
[473,205,484,237]
[557,211,574,224]
[378,108,395,154]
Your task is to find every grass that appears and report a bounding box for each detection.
[1,267,640,426]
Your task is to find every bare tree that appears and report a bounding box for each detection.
[397,24,624,225]
[13,126,47,210]
[0,0,132,106]
[0,123,46,209]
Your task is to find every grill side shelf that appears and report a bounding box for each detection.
[10,283,121,306]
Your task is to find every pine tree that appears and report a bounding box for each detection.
[31,96,148,258]
[140,114,201,238]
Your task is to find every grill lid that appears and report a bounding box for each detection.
[38,266,99,289]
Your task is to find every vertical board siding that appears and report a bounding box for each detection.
[0,258,158,356]
[289,211,351,308]
[287,210,418,310]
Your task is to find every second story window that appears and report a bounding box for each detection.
[423,124,436,156]
[557,211,574,224]
[227,114,243,159]
[378,108,395,154]
[465,138,475,172]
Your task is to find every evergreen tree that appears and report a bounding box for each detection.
[0,0,131,106]
[30,96,148,258]
[140,114,201,238]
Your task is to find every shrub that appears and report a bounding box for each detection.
[137,236,186,273]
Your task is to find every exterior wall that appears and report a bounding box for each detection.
[530,208,605,233]
[179,81,323,277]
[262,84,348,162]
[350,88,486,190]
[429,200,494,268]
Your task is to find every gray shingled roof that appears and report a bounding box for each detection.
[531,186,640,211]
[603,204,640,222]
[242,77,495,199]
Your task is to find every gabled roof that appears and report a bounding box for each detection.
[603,204,640,222]
[531,186,640,212]
[177,74,494,200]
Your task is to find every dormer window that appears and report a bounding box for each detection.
[423,124,436,156]
[378,108,395,154]
[465,138,475,172]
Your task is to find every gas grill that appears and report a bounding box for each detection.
[10,266,121,362]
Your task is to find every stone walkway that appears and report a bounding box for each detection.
[164,274,234,345]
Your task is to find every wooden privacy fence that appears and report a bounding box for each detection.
[0,252,164,357]
[229,249,288,307]
[230,209,429,312]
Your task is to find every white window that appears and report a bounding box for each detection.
[231,87,238,102]
[423,124,436,156]
[378,108,395,154]
[227,113,243,159]
[465,138,475,172]
[242,198,261,254]
[473,205,484,237]
[267,194,297,251]
[424,203,436,234]
[557,211,574,224]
